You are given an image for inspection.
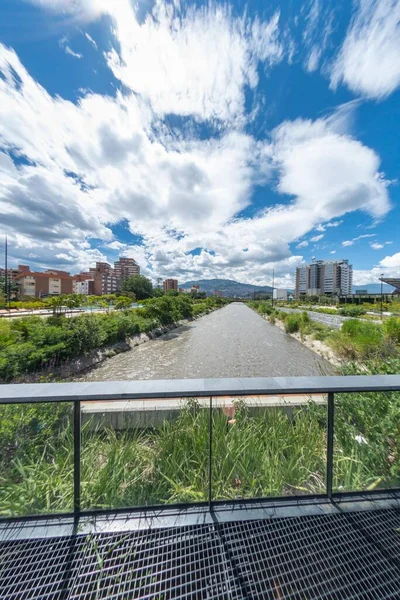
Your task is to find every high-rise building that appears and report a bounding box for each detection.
[114,257,140,286]
[89,262,118,296]
[295,260,353,298]
[163,279,178,293]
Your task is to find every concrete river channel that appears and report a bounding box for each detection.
[79,303,332,427]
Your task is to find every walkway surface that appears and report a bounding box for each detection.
[79,302,332,381]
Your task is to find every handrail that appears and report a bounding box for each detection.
[1,376,400,519]
[0,374,400,404]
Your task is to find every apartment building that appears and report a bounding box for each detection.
[88,263,118,296]
[163,279,178,293]
[14,268,74,298]
[295,260,353,298]
[114,258,140,284]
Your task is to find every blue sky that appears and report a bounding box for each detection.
[0,0,399,287]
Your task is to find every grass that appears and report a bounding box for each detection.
[1,392,399,517]
[250,301,400,362]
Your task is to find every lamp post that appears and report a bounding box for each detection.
[380,274,384,318]
[271,268,275,308]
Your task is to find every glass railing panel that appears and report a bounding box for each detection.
[0,402,74,517]
[334,390,400,492]
[211,393,328,500]
[80,396,210,510]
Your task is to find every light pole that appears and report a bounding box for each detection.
[271,268,275,308]
[380,273,384,318]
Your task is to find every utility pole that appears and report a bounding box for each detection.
[4,236,9,311]
[380,273,384,318]
[271,268,275,308]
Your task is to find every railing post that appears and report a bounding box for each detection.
[326,392,334,500]
[73,400,81,515]
[208,396,213,509]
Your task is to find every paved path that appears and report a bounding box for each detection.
[278,307,381,329]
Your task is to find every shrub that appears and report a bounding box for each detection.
[331,320,385,360]
[285,314,301,334]
[383,317,400,344]
[338,306,367,317]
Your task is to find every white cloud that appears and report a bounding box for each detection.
[370,242,384,249]
[64,46,83,59]
[105,3,283,124]
[0,4,394,284]
[380,252,400,268]
[310,234,324,242]
[330,250,336,254]
[25,0,108,22]
[297,241,309,248]
[85,33,98,49]
[342,233,376,247]
[331,0,400,99]
[326,220,343,228]
[59,35,83,59]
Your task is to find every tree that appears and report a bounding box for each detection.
[45,295,65,317]
[115,296,133,311]
[121,275,153,300]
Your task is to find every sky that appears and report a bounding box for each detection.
[0,0,399,288]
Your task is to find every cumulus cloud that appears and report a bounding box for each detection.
[297,241,309,248]
[342,234,376,247]
[105,2,283,124]
[331,0,400,99]
[310,234,324,242]
[370,242,384,249]
[0,2,394,285]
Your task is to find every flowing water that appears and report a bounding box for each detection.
[77,303,332,381]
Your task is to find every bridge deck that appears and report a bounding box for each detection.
[1,494,400,599]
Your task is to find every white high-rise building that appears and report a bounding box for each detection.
[295,260,353,298]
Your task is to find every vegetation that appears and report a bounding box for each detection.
[121,275,154,300]
[0,295,227,382]
[1,387,399,516]
[0,297,399,517]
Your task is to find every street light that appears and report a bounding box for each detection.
[380,273,384,318]
[271,268,275,308]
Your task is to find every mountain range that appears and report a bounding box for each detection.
[180,279,395,297]
[180,279,274,297]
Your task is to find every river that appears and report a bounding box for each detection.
[77,303,332,381]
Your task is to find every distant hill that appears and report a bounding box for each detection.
[353,284,393,294]
[180,278,273,297]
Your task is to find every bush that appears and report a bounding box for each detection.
[338,307,367,317]
[285,314,301,334]
[330,320,385,360]
[0,296,226,381]
[383,317,400,344]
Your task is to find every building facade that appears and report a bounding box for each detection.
[295,260,353,298]
[163,279,178,293]
[114,258,140,285]
[15,268,75,298]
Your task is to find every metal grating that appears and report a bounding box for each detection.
[1,508,400,599]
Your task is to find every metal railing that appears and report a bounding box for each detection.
[1,375,400,519]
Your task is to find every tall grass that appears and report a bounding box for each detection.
[1,393,399,517]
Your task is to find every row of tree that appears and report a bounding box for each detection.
[0,274,207,310]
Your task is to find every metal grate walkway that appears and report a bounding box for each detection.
[2,508,400,599]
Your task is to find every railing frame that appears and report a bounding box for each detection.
[1,375,400,521]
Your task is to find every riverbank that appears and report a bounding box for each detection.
[0,296,229,383]
[75,303,331,381]
[248,301,400,372]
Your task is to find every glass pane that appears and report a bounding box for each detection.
[212,394,327,500]
[81,397,210,510]
[0,402,73,517]
[334,390,400,492]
